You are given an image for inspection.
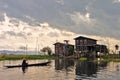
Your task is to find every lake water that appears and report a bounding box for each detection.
[0,59,120,80]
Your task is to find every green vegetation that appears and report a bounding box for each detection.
[111,59,120,62]
[1,53,120,63]
[78,53,120,62]
[79,58,87,61]
[0,58,5,61]
[95,58,120,62]
[97,59,111,63]
[68,46,74,56]
[0,55,54,60]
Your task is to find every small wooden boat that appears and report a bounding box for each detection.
[4,61,51,68]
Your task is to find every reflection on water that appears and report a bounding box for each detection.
[22,66,27,73]
[1,59,120,80]
[75,61,108,80]
[55,59,108,80]
[76,61,98,79]
[55,58,75,71]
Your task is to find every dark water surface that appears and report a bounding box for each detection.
[0,59,120,80]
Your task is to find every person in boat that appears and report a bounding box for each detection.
[22,58,28,67]
[22,58,28,73]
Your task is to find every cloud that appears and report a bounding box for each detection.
[0,13,77,50]
[55,0,64,5]
[0,0,120,51]
[40,22,49,27]
[24,15,36,21]
[0,0,120,40]
[113,0,120,3]
[61,31,74,36]
[0,14,119,51]
[47,32,60,37]
[64,0,120,39]
[4,31,16,36]
[67,12,96,26]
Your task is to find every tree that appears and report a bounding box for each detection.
[68,46,74,56]
[115,45,119,53]
[115,44,119,58]
[41,46,52,56]
[115,45,119,51]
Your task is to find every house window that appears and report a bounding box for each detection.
[76,40,80,45]
[80,46,83,51]
[80,40,83,45]
[84,40,87,45]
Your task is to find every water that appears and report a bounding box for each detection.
[0,59,120,80]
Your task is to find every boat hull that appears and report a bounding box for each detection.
[4,61,51,68]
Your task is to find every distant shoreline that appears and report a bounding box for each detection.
[0,55,54,61]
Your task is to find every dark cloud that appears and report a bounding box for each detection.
[47,32,60,37]
[5,31,16,36]
[39,33,45,37]
[27,33,32,36]
[9,19,19,27]
[4,31,26,38]
[0,34,6,39]
[0,0,120,39]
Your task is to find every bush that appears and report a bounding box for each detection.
[79,58,87,61]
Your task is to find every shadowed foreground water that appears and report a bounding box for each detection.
[0,59,120,80]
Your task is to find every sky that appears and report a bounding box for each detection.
[0,0,120,52]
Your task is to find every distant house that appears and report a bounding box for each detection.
[74,36,107,57]
[95,44,108,53]
[74,36,97,53]
[54,42,74,57]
